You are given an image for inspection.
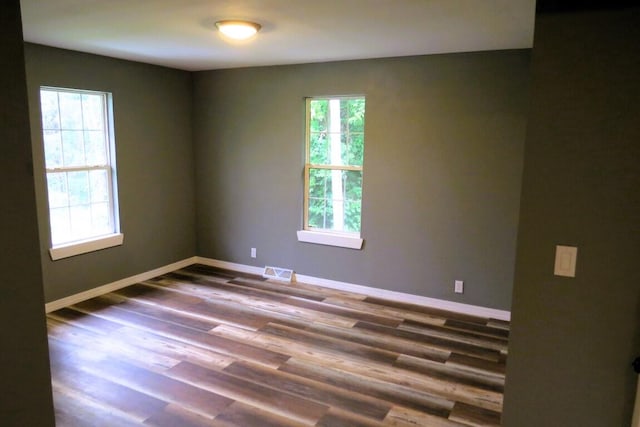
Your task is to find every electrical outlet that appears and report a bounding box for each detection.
[251,247,257,258]
[454,280,464,294]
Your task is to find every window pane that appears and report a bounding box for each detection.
[308,168,331,199]
[308,97,365,167]
[67,171,90,205]
[309,99,328,132]
[46,172,68,209]
[43,130,63,168]
[59,92,83,130]
[89,169,109,203]
[40,90,60,130]
[308,197,333,230]
[70,205,92,238]
[307,168,362,233]
[341,133,364,166]
[343,170,363,198]
[308,168,333,230]
[347,98,365,133]
[62,130,85,167]
[50,207,70,245]
[84,131,107,165]
[91,202,112,233]
[81,94,104,130]
[342,170,363,232]
[309,132,329,165]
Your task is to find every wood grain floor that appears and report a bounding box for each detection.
[47,264,509,426]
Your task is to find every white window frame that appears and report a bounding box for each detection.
[40,87,123,260]
[297,96,365,250]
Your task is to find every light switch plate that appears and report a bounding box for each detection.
[554,245,577,277]
[454,280,464,294]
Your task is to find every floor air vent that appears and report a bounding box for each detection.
[263,266,294,283]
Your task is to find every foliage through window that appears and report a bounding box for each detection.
[304,96,365,235]
[40,87,119,247]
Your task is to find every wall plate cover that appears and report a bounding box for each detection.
[554,245,577,277]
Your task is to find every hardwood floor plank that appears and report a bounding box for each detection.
[354,320,502,361]
[487,318,511,330]
[383,406,470,427]
[87,357,234,418]
[362,296,489,325]
[149,278,357,329]
[179,275,290,303]
[279,296,403,327]
[444,318,510,339]
[49,307,123,334]
[394,354,505,393]
[278,358,454,418]
[213,319,502,412]
[52,383,143,427]
[49,339,169,421]
[143,279,313,330]
[183,264,267,282]
[99,294,218,331]
[143,403,222,427]
[449,402,502,426]
[399,319,509,351]
[167,361,328,425]
[110,289,272,331]
[110,325,237,370]
[315,407,386,427]
[69,299,290,368]
[212,401,309,427]
[48,316,179,371]
[446,352,507,377]
[222,360,392,420]
[215,321,503,412]
[115,282,203,305]
[259,323,401,365]
[228,277,327,302]
[295,320,450,363]
[320,296,449,327]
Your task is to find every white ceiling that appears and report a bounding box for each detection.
[20,0,536,72]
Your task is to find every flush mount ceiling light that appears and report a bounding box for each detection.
[215,20,261,40]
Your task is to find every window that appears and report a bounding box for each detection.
[297,96,365,249]
[39,87,122,260]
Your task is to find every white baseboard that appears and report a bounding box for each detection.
[195,257,511,321]
[195,257,264,275]
[45,257,198,313]
[45,255,510,321]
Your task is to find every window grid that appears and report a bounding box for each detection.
[304,96,365,235]
[41,87,117,246]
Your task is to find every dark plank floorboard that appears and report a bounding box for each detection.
[47,263,509,426]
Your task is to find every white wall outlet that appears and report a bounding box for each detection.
[250,247,257,258]
[454,280,464,294]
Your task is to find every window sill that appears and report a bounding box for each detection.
[49,233,124,261]
[297,230,363,250]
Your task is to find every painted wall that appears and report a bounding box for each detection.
[503,7,640,426]
[193,51,529,310]
[24,44,197,302]
[0,1,55,425]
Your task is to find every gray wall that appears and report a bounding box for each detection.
[503,7,640,427]
[24,44,197,302]
[193,51,529,310]
[0,1,55,425]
